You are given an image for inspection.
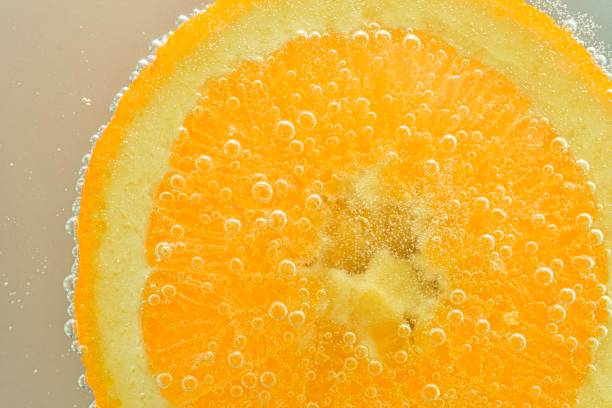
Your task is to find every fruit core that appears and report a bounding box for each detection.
[142,24,608,407]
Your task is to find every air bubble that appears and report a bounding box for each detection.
[475,318,490,335]
[571,255,595,271]
[548,304,566,322]
[440,134,457,152]
[252,181,274,204]
[351,30,370,45]
[534,266,554,286]
[268,300,288,321]
[260,371,277,388]
[223,139,242,158]
[395,125,411,138]
[305,194,323,211]
[224,218,242,237]
[276,120,296,141]
[562,18,577,33]
[429,328,446,346]
[397,323,412,339]
[422,383,440,400]
[449,288,467,305]
[228,257,244,274]
[423,159,440,176]
[479,234,495,251]
[278,259,297,279]
[195,155,213,172]
[298,111,317,130]
[181,375,198,392]
[269,209,288,230]
[169,174,186,190]
[508,333,527,352]
[403,34,422,51]
[227,351,244,369]
[155,373,172,389]
[288,310,306,328]
[368,360,384,376]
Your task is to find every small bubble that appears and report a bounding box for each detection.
[227,351,244,369]
[534,266,554,286]
[397,323,412,339]
[305,194,323,211]
[351,30,370,45]
[276,120,296,141]
[475,318,490,335]
[252,181,274,204]
[288,310,306,328]
[269,209,288,230]
[181,375,198,392]
[260,371,277,388]
[440,134,457,152]
[479,234,495,251]
[228,257,244,274]
[423,159,440,176]
[343,331,357,344]
[374,29,392,42]
[155,373,173,389]
[268,301,288,321]
[449,288,467,305]
[147,294,161,306]
[224,218,242,237]
[223,139,242,158]
[422,383,440,400]
[403,33,422,51]
[575,159,590,175]
[368,360,384,376]
[344,357,358,371]
[508,333,527,352]
[289,139,305,155]
[298,111,317,130]
[278,259,297,279]
[195,155,213,172]
[429,328,446,346]
[548,304,566,322]
[169,174,186,190]
[571,255,595,271]
[562,18,577,33]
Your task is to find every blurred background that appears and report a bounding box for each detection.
[0,1,609,407]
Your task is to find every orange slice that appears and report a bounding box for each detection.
[68,1,611,407]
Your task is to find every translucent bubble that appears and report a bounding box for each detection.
[475,318,490,335]
[223,139,242,158]
[394,350,408,364]
[195,155,213,172]
[181,375,198,392]
[576,159,590,175]
[397,323,412,339]
[227,351,244,369]
[429,328,446,346]
[571,255,595,271]
[298,111,317,130]
[64,318,76,338]
[440,134,457,152]
[395,125,412,138]
[147,293,161,306]
[191,256,205,271]
[278,259,297,279]
[228,257,244,274]
[289,139,305,155]
[422,383,440,400]
[368,360,384,376]
[548,304,566,322]
[589,229,604,245]
[269,209,288,231]
[169,174,186,190]
[63,274,76,293]
[562,18,577,33]
[161,285,177,297]
[343,331,357,345]
[344,357,358,371]
[268,301,288,321]
[449,288,467,305]
[550,136,569,152]
[375,29,392,42]
[252,181,274,204]
[534,266,554,286]
[351,30,370,45]
[65,216,78,238]
[447,309,464,325]
[288,310,306,328]
[276,120,296,141]
[155,242,173,261]
[424,159,440,176]
[155,372,172,389]
[576,213,593,229]
[508,333,527,352]
[224,218,242,237]
[479,234,495,251]
[170,224,185,239]
[403,33,422,51]
[305,194,323,211]
[260,371,277,388]
[242,372,258,388]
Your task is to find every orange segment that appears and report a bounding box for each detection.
[71,1,612,407]
[142,26,608,407]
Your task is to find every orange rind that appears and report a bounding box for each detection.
[66,1,611,407]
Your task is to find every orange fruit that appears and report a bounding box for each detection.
[67,1,611,407]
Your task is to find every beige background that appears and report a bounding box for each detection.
[0,1,609,407]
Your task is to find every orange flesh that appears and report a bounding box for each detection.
[142,26,608,407]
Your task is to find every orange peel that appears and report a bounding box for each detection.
[66,1,611,407]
